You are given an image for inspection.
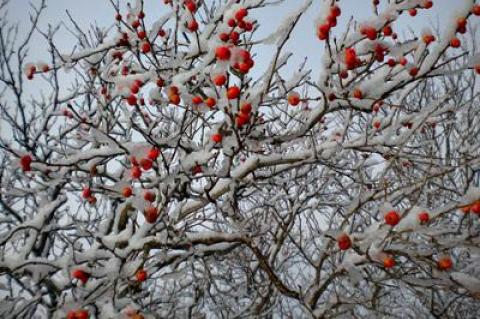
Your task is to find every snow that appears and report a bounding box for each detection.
[2,0,480,317]
[102,224,133,250]
[262,0,313,45]
[396,206,422,232]
[181,149,215,170]
[451,272,480,294]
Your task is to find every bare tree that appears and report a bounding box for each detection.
[1,0,480,318]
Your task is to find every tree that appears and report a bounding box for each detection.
[1,0,480,317]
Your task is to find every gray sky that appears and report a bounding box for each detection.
[1,0,462,140]
[7,0,460,79]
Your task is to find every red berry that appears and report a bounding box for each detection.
[317,29,329,40]
[20,154,32,171]
[140,158,153,171]
[337,233,352,250]
[238,20,247,29]
[76,310,89,319]
[339,70,348,79]
[235,8,248,21]
[227,86,240,99]
[408,66,418,77]
[219,32,229,42]
[238,49,251,61]
[450,37,461,48]
[100,85,108,95]
[383,25,393,36]
[132,20,140,29]
[131,84,140,95]
[473,4,480,16]
[318,23,331,35]
[373,121,381,129]
[240,103,252,114]
[437,256,453,271]
[82,187,92,199]
[423,1,433,9]
[215,46,231,60]
[28,65,36,74]
[227,18,236,27]
[144,206,159,223]
[364,27,377,40]
[127,94,138,106]
[130,156,139,166]
[345,48,359,70]
[168,86,179,96]
[409,67,419,77]
[71,269,89,284]
[383,256,395,268]
[422,34,435,45]
[475,65,480,75]
[408,8,417,16]
[147,147,160,160]
[374,44,387,62]
[211,133,223,143]
[229,31,240,43]
[326,15,337,28]
[141,41,151,54]
[138,11,145,19]
[63,109,73,118]
[387,58,396,67]
[456,17,467,29]
[131,166,142,179]
[330,5,341,17]
[205,97,216,108]
[353,88,363,99]
[136,269,148,282]
[384,210,400,226]
[372,101,382,112]
[137,30,146,40]
[187,20,198,32]
[236,112,250,127]
[288,92,301,106]
[471,201,480,214]
[213,74,227,86]
[192,96,203,105]
[67,311,77,319]
[418,211,430,223]
[143,191,156,202]
[185,0,196,12]
[191,164,203,175]
[122,186,133,198]
[87,196,97,205]
[169,94,181,105]
[237,62,250,73]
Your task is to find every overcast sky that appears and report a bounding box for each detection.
[6,0,460,79]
